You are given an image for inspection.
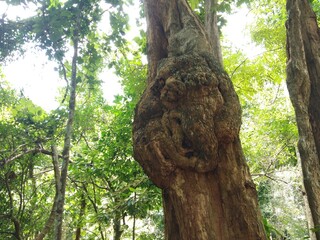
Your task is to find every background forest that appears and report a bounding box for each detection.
[0,0,319,239]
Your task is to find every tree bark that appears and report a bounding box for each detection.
[5,172,22,240]
[113,213,123,240]
[133,0,266,239]
[296,146,317,240]
[54,33,79,240]
[204,0,223,67]
[75,194,86,240]
[132,192,136,240]
[286,0,320,238]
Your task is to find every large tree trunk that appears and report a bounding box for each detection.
[133,0,266,239]
[286,0,320,238]
[204,0,223,67]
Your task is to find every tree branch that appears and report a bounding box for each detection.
[1,148,62,166]
[59,61,69,105]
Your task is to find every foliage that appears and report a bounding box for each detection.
[0,57,162,240]
[0,83,58,239]
[0,0,163,239]
[187,0,251,30]
[310,0,320,19]
[250,0,286,53]
[188,0,250,11]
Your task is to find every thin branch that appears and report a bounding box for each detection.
[2,148,62,166]
[264,173,289,185]
[78,132,92,150]
[230,47,283,79]
[100,6,113,16]
[9,143,28,156]
[252,172,289,185]
[33,168,54,177]
[79,183,105,240]
[252,172,305,195]
[265,137,294,172]
[230,57,248,79]
[0,230,15,236]
[59,61,70,105]
[270,83,281,105]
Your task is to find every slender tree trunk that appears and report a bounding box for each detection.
[54,35,79,240]
[5,173,22,240]
[133,0,266,239]
[113,195,124,240]
[113,213,123,240]
[82,185,106,240]
[35,193,57,240]
[132,214,136,240]
[35,146,60,240]
[204,0,223,67]
[132,192,136,240]
[286,0,320,238]
[75,194,86,240]
[11,216,22,240]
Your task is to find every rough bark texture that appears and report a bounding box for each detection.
[133,0,266,239]
[286,0,320,238]
[297,146,317,240]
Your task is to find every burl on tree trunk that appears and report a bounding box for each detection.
[286,0,320,238]
[133,0,266,239]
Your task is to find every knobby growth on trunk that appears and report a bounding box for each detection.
[286,0,320,238]
[133,0,266,239]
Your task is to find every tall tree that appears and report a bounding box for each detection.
[286,0,320,238]
[204,0,223,67]
[133,0,266,239]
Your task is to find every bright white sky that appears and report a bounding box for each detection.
[0,2,258,112]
